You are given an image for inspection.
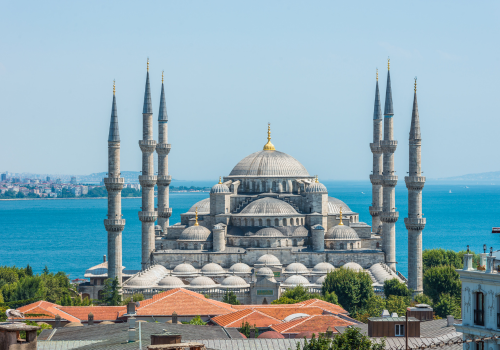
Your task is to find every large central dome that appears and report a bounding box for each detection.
[229,150,310,177]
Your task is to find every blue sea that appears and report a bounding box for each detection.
[1,181,499,279]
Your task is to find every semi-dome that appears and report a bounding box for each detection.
[187,198,210,214]
[201,263,225,275]
[283,275,311,287]
[306,180,328,193]
[313,262,335,274]
[342,262,363,272]
[189,276,217,287]
[325,225,359,240]
[229,150,310,177]
[254,228,284,237]
[211,183,230,194]
[285,263,309,274]
[178,225,212,241]
[172,263,197,275]
[316,275,327,284]
[256,267,275,277]
[327,197,352,214]
[229,263,252,274]
[257,254,281,266]
[158,275,185,288]
[221,275,250,288]
[292,226,309,236]
[240,198,298,215]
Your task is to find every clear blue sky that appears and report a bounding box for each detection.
[0,1,499,181]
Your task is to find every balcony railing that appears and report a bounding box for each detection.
[474,309,484,326]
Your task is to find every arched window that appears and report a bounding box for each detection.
[283,218,287,226]
[293,239,297,247]
[259,219,263,226]
[475,292,484,325]
[340,243,344,250]
[267,240,271,247]
[267,219,271,226]
[275,218,279,226]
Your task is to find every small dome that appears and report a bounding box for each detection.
[315,275,327,284]
[258,331,285,339]
[325,225,359,240]
[292,226,309,236]
[255,228,284,237]
[229,263,252,274]
[189,276,217,287]
[187,198,210,214]
[221,275,250,288]
[211,183,230,194]
[173,263,197,275]
[256,267,275,277]
[342,262,363,272]
[240,198,298,216]
[283,275,311,287]
[285,263,309,274]
[313,262,335,274]
[306,181,328,193]
[257,254,281,266]
[327,197,352,214]
[158,275,185,288]
[201,263,225,275]
[178,225,212,241]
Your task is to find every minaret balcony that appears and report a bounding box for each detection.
[157,175,172,186]
[104,219,126,232]
[369,206,382,216]
[369,143,383,154]
[369,174,383,185]
[139,211,158,223]
[404,176,426,190]
[139,175,157,187]
[382,176,398,187]
[158,207,172,218]
[380,211,399,223]
[156,143,171,155]
[104,177,125,191]
[404,217,426,230]
[380,140,398,153]
[139,140,157,153]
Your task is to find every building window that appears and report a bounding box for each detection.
[475,292,484,326]
[395,324,405,337]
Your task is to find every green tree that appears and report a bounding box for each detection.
[322,268,374,313]
[188,315,207,325]
[383,278,412,299]
[222,291,241,305]
[101,277,121,306]
[423,265,461,302]
[433,293,461,319]
[239,321,259,338]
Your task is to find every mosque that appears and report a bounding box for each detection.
[79,60,425,304]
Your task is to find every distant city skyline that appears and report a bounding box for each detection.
[0,1,499,180]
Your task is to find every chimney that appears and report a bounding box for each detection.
[103,255,107,263]
[55,314,62,328]
[127,302,136,315]
[447,315,455,327]
[88,312,94,326]
[172,311,178,324]
[128,317,136,342]
[249,326,255,339]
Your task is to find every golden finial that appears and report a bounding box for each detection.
[414,77,417,93]
[218,176,222,184]
[194,207,199,226]
[339,207,344,226]
[162,71,164,84]
[388,57,390,71]
[263,123,276,151]
[376,68,378,81]
[113,80,115,95]
[147,58,149,72]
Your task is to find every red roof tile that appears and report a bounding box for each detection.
[211,308,282,328]
[136,288,234,317]
[271,315,355,336]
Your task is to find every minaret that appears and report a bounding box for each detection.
[369,69,383,234]
[156,71,172,230]
[138,59,157,270]
[405,78,426,294]
[104,81,125,284]
[380,59,399,271]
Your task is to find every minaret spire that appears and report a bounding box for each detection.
[138,59,157,270]
[405,78,426,294]
[156,70,172,231]
[380,59,399,271]
[104,80,125,285]
[369,69,383,234]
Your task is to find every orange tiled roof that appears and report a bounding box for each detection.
[136,288,234,317]
[271,315,355,335]
[58,306,127,321]
[295,299,348,314]
[211,308,282,328]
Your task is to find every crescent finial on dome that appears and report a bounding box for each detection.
[263,123,276,151]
